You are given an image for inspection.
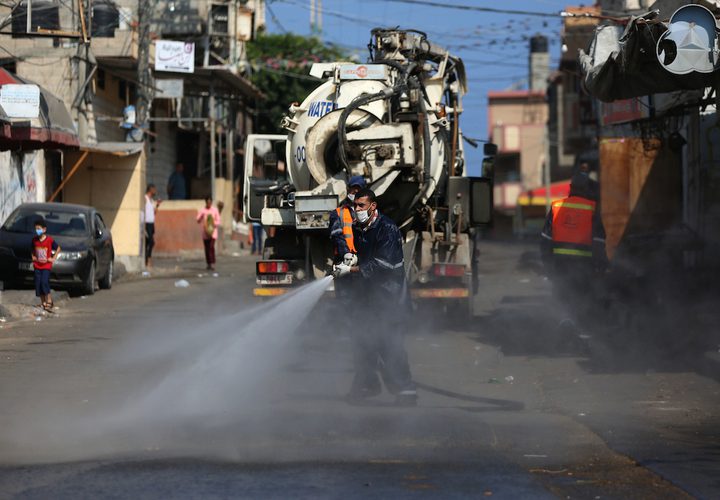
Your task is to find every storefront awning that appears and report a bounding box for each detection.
[0,68,79,150]
[96,57,263,100]
[79,141,144,157]
[517,180,571,207]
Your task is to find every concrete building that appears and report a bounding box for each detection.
[487,34,550,224]
[0,68,79,223]
[0,0,265,267]
[487,90,548,214]
[546,5,601,181]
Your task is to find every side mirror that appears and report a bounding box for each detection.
[481,157,494,180]
[469,177,493,226]
[482,142,497,180]
[95,229,103,239]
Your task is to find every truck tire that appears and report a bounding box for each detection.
[445,298,470,324]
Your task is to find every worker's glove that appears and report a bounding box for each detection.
[332,263,352,279]
[343,253,358,267]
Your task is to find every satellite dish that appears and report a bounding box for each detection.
[656,4,719,75]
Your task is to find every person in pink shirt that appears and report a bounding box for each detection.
[197,196,221,271]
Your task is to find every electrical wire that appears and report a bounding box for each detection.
[266,1,289,34]
[275,0,451,39]
[0,45,65,66]
[383,0,618,20]
[253,64,321,81]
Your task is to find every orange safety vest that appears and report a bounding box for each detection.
[551,196,595,257]
[336,206,356,253]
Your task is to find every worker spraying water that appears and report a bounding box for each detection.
[332,188,417,406]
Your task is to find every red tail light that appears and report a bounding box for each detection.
[432,263,465,277]
[257,261,290,274]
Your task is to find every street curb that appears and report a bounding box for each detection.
[0,290,70,322]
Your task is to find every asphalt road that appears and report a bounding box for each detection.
[0,243,718,499]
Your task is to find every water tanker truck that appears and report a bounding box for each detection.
[244,28,496,314]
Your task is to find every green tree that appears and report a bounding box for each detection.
[247,33,348,133]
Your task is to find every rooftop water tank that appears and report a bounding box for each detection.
[92,1,120,38]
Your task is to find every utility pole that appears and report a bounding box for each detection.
[317,0,322,35]
[75,0,93,143]
[136,0,155,132]
[310,0,322,35]
[310,0,314,32]
[209,84,216,200]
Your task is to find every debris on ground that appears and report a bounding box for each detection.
[174,279,190,288]
[505,375,515,383]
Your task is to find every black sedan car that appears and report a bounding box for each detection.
[0,203,114,295]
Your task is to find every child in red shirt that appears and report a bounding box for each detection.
[32,219,61,310]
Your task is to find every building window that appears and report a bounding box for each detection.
[97,69,105,90]
[118,80,126,101]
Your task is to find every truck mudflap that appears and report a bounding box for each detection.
[253,280,336,297]
[411,288,469,299]
[253,287,292,297]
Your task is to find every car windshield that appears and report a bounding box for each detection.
[2,209,89,237]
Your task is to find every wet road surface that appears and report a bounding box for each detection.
[0,244,717,498]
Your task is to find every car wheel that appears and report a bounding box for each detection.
[81,260,96,296]
[99,259,113,290]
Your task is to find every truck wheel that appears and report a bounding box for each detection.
[445,299,470,324]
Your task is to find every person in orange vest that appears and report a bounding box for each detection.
[329,175,365,267]
[541,171,607,307]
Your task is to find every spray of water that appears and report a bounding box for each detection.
[1,276,334,464]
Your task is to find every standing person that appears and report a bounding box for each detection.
[540,171,607,316]
[329,175,365,309]
[251,222,264,256]
[166,163,187,200]
[144,184,161,268]
[334,188,417,406]
[329,175,365,265]
[197,196,221,271]
[578,162,599,203]
[31,219,60,310]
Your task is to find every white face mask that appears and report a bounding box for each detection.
[347,193,355,202]
[356,209,370,224]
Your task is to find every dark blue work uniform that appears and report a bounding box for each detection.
[351,213,415,396]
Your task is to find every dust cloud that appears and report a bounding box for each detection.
[0,277,334,464]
